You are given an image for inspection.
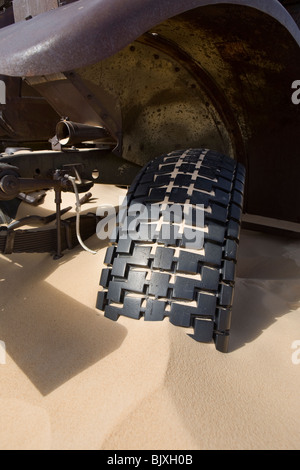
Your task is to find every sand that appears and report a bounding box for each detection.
[0,184,299,450]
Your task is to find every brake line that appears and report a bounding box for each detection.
[67,175,97,255]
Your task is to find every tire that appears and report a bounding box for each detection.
[96,148,245,352]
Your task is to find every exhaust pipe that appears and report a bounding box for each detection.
[56,120,110,146]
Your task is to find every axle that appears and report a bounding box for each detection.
[0,173,71,201]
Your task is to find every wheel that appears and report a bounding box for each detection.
[96,148,245,352]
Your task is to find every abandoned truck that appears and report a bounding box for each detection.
[0,0,299,352]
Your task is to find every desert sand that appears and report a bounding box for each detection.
[0,184,299,450]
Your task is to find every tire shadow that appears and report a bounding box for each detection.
[229,229,300,351]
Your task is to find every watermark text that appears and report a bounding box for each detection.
[96,198,205,249]
[0,340,6,365]
[291,340,300,365]
[0,80,5,105]
[107,454,193,467]
[291,80,300,105]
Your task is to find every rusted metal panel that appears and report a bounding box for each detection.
[13,0,58,22]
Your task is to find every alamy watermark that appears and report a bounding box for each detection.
[0,80,5,105]
[107,454,193,467]
[291,340,300,365]
[291,80,300,105]
[0,340,6,365]
[96,197,205,249]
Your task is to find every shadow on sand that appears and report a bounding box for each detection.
[0,235,127,396]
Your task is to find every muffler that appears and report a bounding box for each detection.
[56,120,110,146]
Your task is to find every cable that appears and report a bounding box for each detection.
[67,175,97,255]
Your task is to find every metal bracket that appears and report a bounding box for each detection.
[18,190,47,206]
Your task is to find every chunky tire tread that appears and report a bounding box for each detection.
[97,149,245,352]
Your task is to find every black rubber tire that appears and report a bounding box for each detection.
[96,148,245,352]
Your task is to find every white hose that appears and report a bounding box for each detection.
[67,175,97,255]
